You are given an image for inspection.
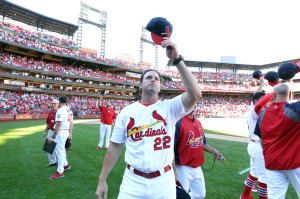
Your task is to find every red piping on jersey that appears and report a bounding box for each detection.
[138,100,158,107]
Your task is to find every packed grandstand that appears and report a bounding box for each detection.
[0,2,299,120]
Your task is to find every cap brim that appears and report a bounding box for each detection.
[151,32,163,45]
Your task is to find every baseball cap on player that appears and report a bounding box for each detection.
[252,70,262,80]
[100,89,106,95]
[145,17,173,45]
[278,63,297,80]
[59,96,68,103]
[51,99,59,104]
[264,71,279,87]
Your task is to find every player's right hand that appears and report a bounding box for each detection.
[95,181,108,199]
[42,132,46,137]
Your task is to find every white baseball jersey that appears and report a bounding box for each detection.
[111,94,189,173]
[247,103,260,141]
[55,106,73,130]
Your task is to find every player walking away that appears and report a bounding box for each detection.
[96,95,116,149]
[43,99,59,167]
[47,96,73,180]
[240,77,274,199]
[95,38,202,199]
[174,105,225,199]
[255,83,300,199]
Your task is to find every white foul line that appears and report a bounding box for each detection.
[239,167,251,175]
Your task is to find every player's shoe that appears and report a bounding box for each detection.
[44,163,57,167]
[96,146,101,149]
[244,180,258,192]
[64,165,71,170]
[49,172,64,180]
[240,194,254,199]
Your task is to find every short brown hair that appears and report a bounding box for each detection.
[140,69,161,83]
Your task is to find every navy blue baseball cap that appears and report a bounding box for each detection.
[100,89,106,95]
[278,63,297,80]
[145,17,173,45]
[264,71,279,87]
[252,70,262,80]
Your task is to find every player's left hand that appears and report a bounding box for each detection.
[47,138,54,144]
[68,134,72,140]
[161,38,180,61]
[212,150,225,161]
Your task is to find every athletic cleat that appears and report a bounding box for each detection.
[44,163,57,167]
[96,146,101,150]
[240,194,254,199]
[49,172,64,180]
[64,165,71,170]
[251,187,257,192]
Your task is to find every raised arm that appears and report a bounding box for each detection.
[95,142,123,199]
[161,39,202,112]
[98,95,103,109]
[254,76,265,94]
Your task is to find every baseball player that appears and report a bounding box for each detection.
[95,38,202,199]
[43,99,59,167]
[174,105,225,199]
[254,83,300,199]
[96,95,116,149]
[47,96,73,180]
[241,77,274,199]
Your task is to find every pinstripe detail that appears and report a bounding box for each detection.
[284,106,300,122]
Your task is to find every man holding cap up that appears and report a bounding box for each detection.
[43,99,59,167]
[95,17,201,199]
[96,90,116,150]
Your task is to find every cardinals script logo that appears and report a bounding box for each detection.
[186,130,204,148]
[126,110,167,141]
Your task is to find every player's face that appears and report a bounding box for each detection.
[107,102,111,107]
[52,103,59,111]
[140,71,161,95]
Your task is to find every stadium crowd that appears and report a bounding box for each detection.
[0,53,255,92]
[0,22,255,82]
[0,21,77,49]
[0,91,251,118]
[0,91,132,116]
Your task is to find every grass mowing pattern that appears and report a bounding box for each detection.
[0,120,297,199]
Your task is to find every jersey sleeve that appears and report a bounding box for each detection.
[46,112,50,124]
[254,122,262,138]
[203,134,207,145]
[112,109,117,120]
[285,100,300,115]
[110,109,126,143]
[55,109,63,122]
[169,94,191,121]
[254,93,274,115]
[174,118,182,149]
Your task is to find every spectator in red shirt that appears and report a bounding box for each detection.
[43,99,59,167]
[96,94,116,149]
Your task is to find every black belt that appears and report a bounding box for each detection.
[127,164,171,179]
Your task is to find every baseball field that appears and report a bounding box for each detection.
[0,119,297,199]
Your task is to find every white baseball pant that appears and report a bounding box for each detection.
[266,167,300,199]
[118,165,176,199]
[47,130,56,164]
[54,129,69,174]
[98,123,112,148]
[176,165,206,199]
[248,141,267,183]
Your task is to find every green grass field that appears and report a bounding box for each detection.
[0,120,297,199]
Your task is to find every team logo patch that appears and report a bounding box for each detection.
[57,114,61,118]
[186,130,204,148]
[126,110,167,140]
